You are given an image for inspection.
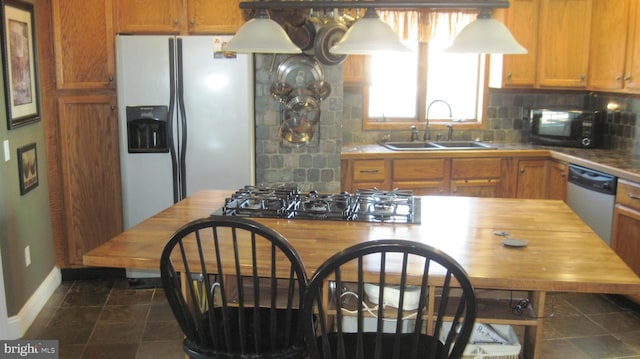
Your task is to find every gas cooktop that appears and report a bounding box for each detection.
[215,184,420,224]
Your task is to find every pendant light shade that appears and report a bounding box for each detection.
[224,9,301,54]
[445,9,527,54]
[330,9,410,55]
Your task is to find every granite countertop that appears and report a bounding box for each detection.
[342,143,640,183]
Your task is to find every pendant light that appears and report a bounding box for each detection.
[224,9,301,54]
[330,9,410,55]
[445,8,527,54]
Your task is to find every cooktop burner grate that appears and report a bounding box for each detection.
[217,184,419,224]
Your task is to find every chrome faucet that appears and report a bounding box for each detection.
[424,99,453,141]
[447,123,453,141]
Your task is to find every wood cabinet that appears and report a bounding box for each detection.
[588,0,631,90]
[611,179,640,304]
[114,0,245,35]
[537,0,592,88]
[589,0,640,92]
[39,0,124,267]
[343,155,578,203]
[497,0,540,87]
[450,158,502,197]
[343,55,368,87]
[57,95,123,266]
[341,159,390,193]
[515,159,547,199]
[495,0,640,93]
[392,158,450,195]
[625,2,640,91]
[343,156,505,197]
[546,160,568,201]
[51,0,115,90]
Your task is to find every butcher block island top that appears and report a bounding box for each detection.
[83,190,640,295]
[83,189,640,359]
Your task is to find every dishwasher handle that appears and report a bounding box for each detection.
[568,164,617,195]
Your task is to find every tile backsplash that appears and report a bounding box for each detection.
[254,56,640,191]
[343,89,639,152]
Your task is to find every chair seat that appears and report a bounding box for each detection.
[302,240,476,359]
[160,216,308,359]
[318,332,444,358]
[184,307,306,359]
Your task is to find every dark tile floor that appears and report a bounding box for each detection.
[21,278,640,359]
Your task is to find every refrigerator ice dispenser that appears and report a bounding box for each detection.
[126,105,169,153]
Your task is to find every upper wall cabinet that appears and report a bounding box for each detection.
[625,3,640,91]
[115,0,246,35]
[497,0,540,87]
[588,0,630,90]
[343,55,368,87]
[51,0,115,90]
[589,0,640,92]
[537,0,592,88]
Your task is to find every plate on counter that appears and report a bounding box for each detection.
[277,55,324,88]
[502,238,528,248]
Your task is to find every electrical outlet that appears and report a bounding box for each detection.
[25,246,31,267]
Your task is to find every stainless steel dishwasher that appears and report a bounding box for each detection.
[566,164,617,246]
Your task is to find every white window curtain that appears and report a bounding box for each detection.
[378,9,477,42]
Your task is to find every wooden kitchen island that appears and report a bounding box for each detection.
[84,190,640,359]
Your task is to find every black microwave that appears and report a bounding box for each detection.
[529,109,600,148]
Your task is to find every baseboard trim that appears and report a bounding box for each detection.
[6,267,61,339]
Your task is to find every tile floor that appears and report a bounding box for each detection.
[21,278,640,359]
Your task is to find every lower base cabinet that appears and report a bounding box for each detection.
[612,179,640,304]
[450,158,503,197]
[392,158,450,195]
[341,159,390,193]
[515,159,548,199]
[342,156,506,197]
[547,160,568,201]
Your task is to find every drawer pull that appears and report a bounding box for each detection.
[359,169,380,173]
[628,193,640,200]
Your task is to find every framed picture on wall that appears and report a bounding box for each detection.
[17,142,37,195]
[1,0,40,130]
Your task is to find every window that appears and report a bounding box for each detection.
[363,11,487,131]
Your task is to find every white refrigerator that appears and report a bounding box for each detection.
[116,35,255,230]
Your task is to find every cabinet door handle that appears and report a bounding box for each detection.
[519,168,525,174]
[628,193,640,200]
[625,75,631,81]
[359,169,379,173]
[173,19,180,26]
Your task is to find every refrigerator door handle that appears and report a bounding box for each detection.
[177,38,188,201]
[167,38,180,204]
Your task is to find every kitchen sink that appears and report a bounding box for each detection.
[381,140,496,151]
[429,141,496,149]
[380,142,442,150]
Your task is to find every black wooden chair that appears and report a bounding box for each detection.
[302,239,477,359]
[160,215,308,359]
